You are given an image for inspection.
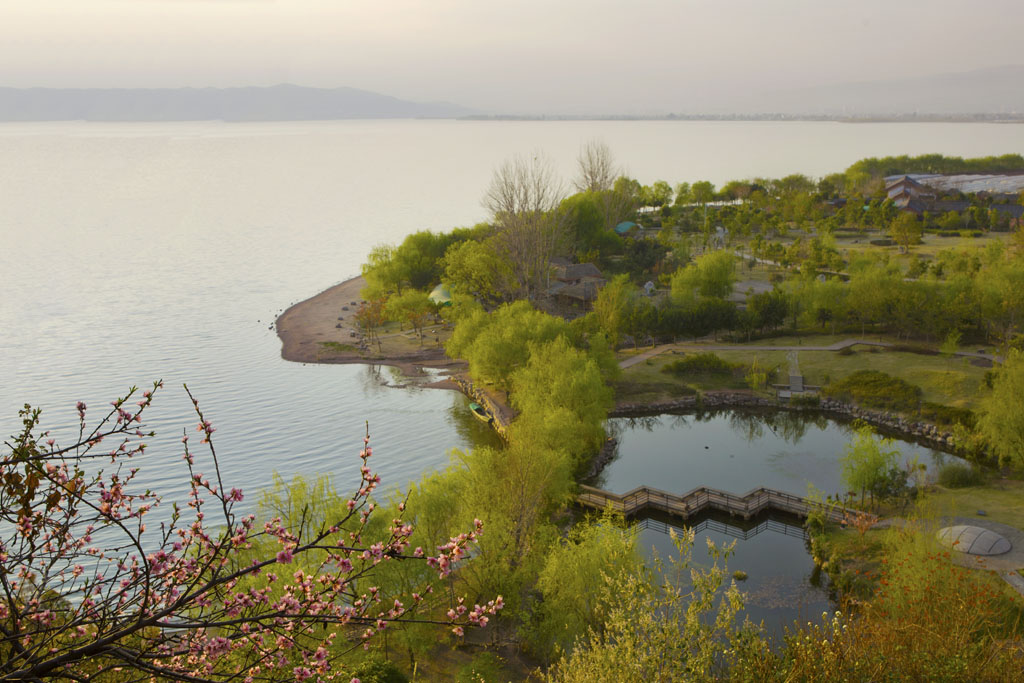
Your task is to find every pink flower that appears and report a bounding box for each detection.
[276,548,294,564]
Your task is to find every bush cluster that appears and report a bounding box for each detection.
[920,401,975,428]
[937,461,986,488]
[661,352,739,377]
[823,370,923,412]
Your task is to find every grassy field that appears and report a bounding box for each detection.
[713,346,990,409]
[834,230,1011,263]
[615,351,753,402]
[616,342,991,409]
[924,478,1024,529]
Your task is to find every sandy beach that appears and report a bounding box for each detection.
[275,276,463,380]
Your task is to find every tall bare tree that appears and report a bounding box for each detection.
[483,154,568,300]
[574,139,620,193]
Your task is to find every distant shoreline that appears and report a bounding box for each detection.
[459,114,1024,124]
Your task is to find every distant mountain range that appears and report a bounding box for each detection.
[750,65,1024,116]
[0,84,476,121]
[2,66,1021,121]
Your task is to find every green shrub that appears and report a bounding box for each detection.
[870,238,895,246]
[937,462,985,488]
[823,370,922,412]
[920,402,975,428]
[661,353,739,377]
[889,343,939,356]
[351,657,409,683]
[790,395,821,408]
[456,652,505,683]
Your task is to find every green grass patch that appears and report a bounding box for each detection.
[317,341,358,353]
[616,353,743,402]
[822,370,922,411]
[925,478,1024,529]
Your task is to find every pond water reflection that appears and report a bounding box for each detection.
[637,509,830,642]
[590,409,964,639]
[594,409,958,498]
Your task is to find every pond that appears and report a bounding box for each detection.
[592,409,957,497]
[636,508,830,643]
[588,408,964,639]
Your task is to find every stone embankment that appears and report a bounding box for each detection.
[611,393,958,452]
[452,376,512,440]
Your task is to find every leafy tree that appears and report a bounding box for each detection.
[451,439,573,621]
[638,180,672,207]
[510,337,613,458]
[673,182,691,206]
[592,274,637,347]
[442,239,507,305]
[690,180,716,231]
[527,512,642,661]
[393,230,456,290]
[975,349,1024,467]
[446,301,568,392]
[670,250,737,304]
[547,529,754,682]
[386,289,435,343]
[362,244,404,297]
[890,212,923,253]
[840,424,900,508]
[747,288,789,333]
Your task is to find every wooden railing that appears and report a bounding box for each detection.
[577,484,860,526]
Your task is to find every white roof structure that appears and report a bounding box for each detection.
[936,525,1012,556]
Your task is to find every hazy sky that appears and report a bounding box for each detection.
[1,0,1020,113]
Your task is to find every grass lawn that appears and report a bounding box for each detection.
[923,478,1024,529]
[711,346,989,410]
[615,352,751,402]
[834,231,1011,264]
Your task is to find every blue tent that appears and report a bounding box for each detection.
[615,221,638,235]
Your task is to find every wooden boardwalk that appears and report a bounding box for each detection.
[577,484,860,526]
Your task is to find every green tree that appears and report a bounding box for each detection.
[362,244,404,297]
[890,212,923,253]
[670,250,737,305]
[591,274,637,347]
[673,182,691,206]
[528,512,643,661]
[452,439,573,620]
[840,424,900,508]
[446,301,568,392]
[547,529,752,682]
[385,289,435,344]
[510,336,613,458]
[976,349,1024,467]
[442,239,507,305]
[691,180,716,231]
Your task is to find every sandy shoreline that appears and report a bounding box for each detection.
[275,275,463,380]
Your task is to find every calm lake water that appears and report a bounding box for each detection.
[0,119,1017,509]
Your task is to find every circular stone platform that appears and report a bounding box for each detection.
[937,525,1012,556]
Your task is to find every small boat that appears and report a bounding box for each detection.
[468,402,492,423]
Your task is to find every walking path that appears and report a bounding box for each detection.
[618,338,999,369]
